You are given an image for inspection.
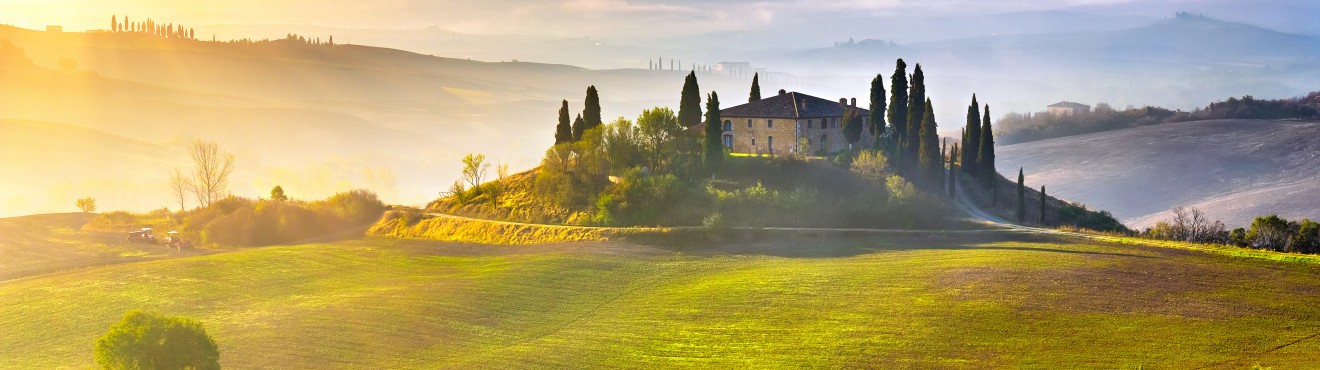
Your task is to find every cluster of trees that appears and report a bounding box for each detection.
[998,92,1320,144]
[1144,207,1320,254]
[109,15,195,40]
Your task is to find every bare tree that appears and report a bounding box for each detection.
[168,167,193,212]
[1167,207,1227,243]
[461,153,489,189]
[187,140,235,207]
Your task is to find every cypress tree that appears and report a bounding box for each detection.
[905,64,926,159]
[749,73,761,103]
[978,104,996,188]
[868,73,886,150]
[678,72,702,129]
[555,100,573,144]
[584,86,602,131]
[112,15,118,32]
[1017,168,1026,223]
[963,95,981,176]
[571,113,586,141]
[949,143,958,199]
[842,106,864,149]
[1040,185,1047,224]
[917,99,939,185]
[705,91,724,168]
[888,59,908,151]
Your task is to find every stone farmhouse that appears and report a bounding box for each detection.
[713,90,874,155]
[1047,101,1090,116]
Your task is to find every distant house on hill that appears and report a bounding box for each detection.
[1048,101,1091,116]
[714,62,753,78]
[705,90,872,155]
[45,25,62,33]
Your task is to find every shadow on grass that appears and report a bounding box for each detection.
[622,228,1157,259]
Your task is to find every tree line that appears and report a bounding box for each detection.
[1142,207,1320,255]
[109,15,195,40]
[998,92,1320,145]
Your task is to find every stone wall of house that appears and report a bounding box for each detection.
[724,115,875,155]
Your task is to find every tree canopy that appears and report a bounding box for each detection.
[94,310,220,370]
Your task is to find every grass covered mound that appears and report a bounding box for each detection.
[430,155,958,229]
[86,190,387,247]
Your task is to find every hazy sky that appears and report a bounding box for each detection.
[1,0,1145,37]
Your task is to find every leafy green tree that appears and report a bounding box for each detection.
[978,105,996,188]
[637,107,683,169]
[704,91,724,168]
[94,310,220,370]
[555,100,573,144]
[602,117,642,173]
[888,59,909,150]
[842,106,864,149]
[869,73,887,149]
[1294,219,1320,254]
[678,71,702,128]
[1039,185,1047,224]
[963,95,981,176]
[917,99,939,185]
[270,186,288,201]
[906,64,926,159]
[76,197,96,213]
[1247,215,1292,251]
[1016,168,1026,223]
[584,86,602,132]
[749,73,761,102]
[572,113,586,141]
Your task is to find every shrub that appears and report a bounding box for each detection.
[94,310,219,370]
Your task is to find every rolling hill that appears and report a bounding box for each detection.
[0,25,847,217]
[997,119,1320,229]
[4,214,1320,367]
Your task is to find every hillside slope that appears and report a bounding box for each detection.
[997,119,1320,228]
[5,226,1320,368]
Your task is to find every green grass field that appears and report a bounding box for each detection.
[4,214,1320,368]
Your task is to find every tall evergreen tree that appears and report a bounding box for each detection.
[705,91,724,168]
[555,100,573,144]
[963,94,981,176]
[905,64,926,159]
[977,104,996,188]
[584,86,602,131]
[571,113,586,141]
[1040,185,1047,224]
[678,71,702,129]
[842,106,864,149]
[1017,168,1026,223]
[868,73,887,149]
[888,59,909,151]
[917,99,940,185]
[949,143,959,199]
[112,15,118,32]
[749,73,762,103]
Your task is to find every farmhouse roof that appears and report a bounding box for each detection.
[720,91,868,119]
[1048,101,1090,109]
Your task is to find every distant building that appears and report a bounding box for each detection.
[1048,101,1090,116]
[46,25,62,33]
[701,90,873,155]
[714,62,752,78]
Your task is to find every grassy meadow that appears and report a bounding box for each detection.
[4,213,1320,368]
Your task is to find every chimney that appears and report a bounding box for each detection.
[778,89,787,95]
[839,98,847,106]
[850,98,857,107]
